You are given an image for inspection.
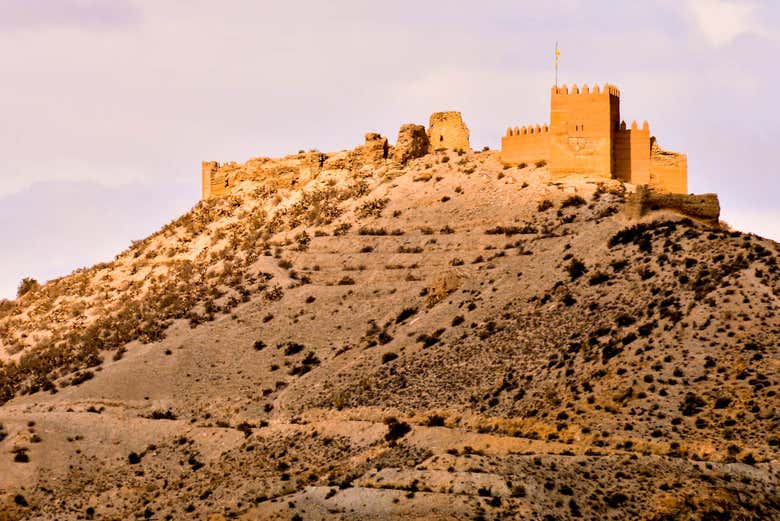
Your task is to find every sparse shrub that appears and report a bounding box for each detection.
[396,307,418,323]
[381,352,398,364]
[289,352,321,376]
[281,342,305,356]
[384,417,411,442]
[425,415,445,427]
[338,276,355,285]
[485,225,537,236]
[128,452,142,465]
[294,230,311,251]
[333,223,352,236]
[440,225,455,234]
[606,492,627,507]
[12,447,29,463]
[511,485,526,497]
[538,199,554,212]
[450,258,464,266]
[70,371,95,386]
[615,314,636,328]
[360,245,374,253]
[378,330,393,344]
[16,277,39,298]
[356,198,389,219]
[417,329,445,347]
[588,272,611,285]
[535,160,547,168]
[561,195,586,208]
[477,487,492,497]
[358,226,388,236]
[147,410,177,420]
[566,258,587,281]
[680,393,706,416]
[266,285,284,301]
[714,397,732,409]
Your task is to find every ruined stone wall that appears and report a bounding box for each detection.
[202,161,228,199]
[649,139,688,194]
[393,124,429,164]
[614,121,651,185]
[549,84,620,180]
[428,111,470,152]
[499,125,550,166]
[625,186,718,223]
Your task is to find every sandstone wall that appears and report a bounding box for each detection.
[549,84,620,180]
[626,186,718,223]
[499,125,550,166]
[614,121,651,185]
[202,161,227,199]
[428,111,470,152]
[649,139,688,194]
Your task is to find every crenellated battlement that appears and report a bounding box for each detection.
[501,121,551,166]
[505,124,550,137]
[550,83,620,97]
[617,120,650,133]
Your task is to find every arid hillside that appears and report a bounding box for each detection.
[0,142,778,520]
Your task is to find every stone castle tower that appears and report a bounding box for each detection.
[500,84,687,193]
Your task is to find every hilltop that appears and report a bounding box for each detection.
[0,132,778,520]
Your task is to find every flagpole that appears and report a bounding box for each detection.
[555,42,559,87]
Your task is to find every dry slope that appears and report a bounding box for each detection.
[0,146,778,520]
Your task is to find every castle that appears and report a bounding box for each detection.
[500,83,688,193]
[202,83,690,199]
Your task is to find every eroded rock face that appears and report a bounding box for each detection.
[358,133,389,165]
[393,124,429,164]
[428,111,470,152]
[626,186,720,223]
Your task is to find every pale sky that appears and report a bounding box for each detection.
[1,0,778,298]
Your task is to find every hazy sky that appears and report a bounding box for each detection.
[1,0,778,298]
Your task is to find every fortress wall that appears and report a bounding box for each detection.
[428,111,470,152]
[549,84,620,179]
[650,140,688,194]
[626,186,717,223]
[201,161,225,199]
[499,125,550,166]
[614,121,651,185]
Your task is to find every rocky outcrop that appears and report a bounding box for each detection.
[626,186,720,224]
[393,124,429,164]
[428,111,470,152]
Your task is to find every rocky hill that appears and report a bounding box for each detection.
[0,137,778,520]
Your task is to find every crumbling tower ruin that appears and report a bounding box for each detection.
[428,111,470,152]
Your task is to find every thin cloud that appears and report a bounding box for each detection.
[0,0,141,31]
[685,0,769,46]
